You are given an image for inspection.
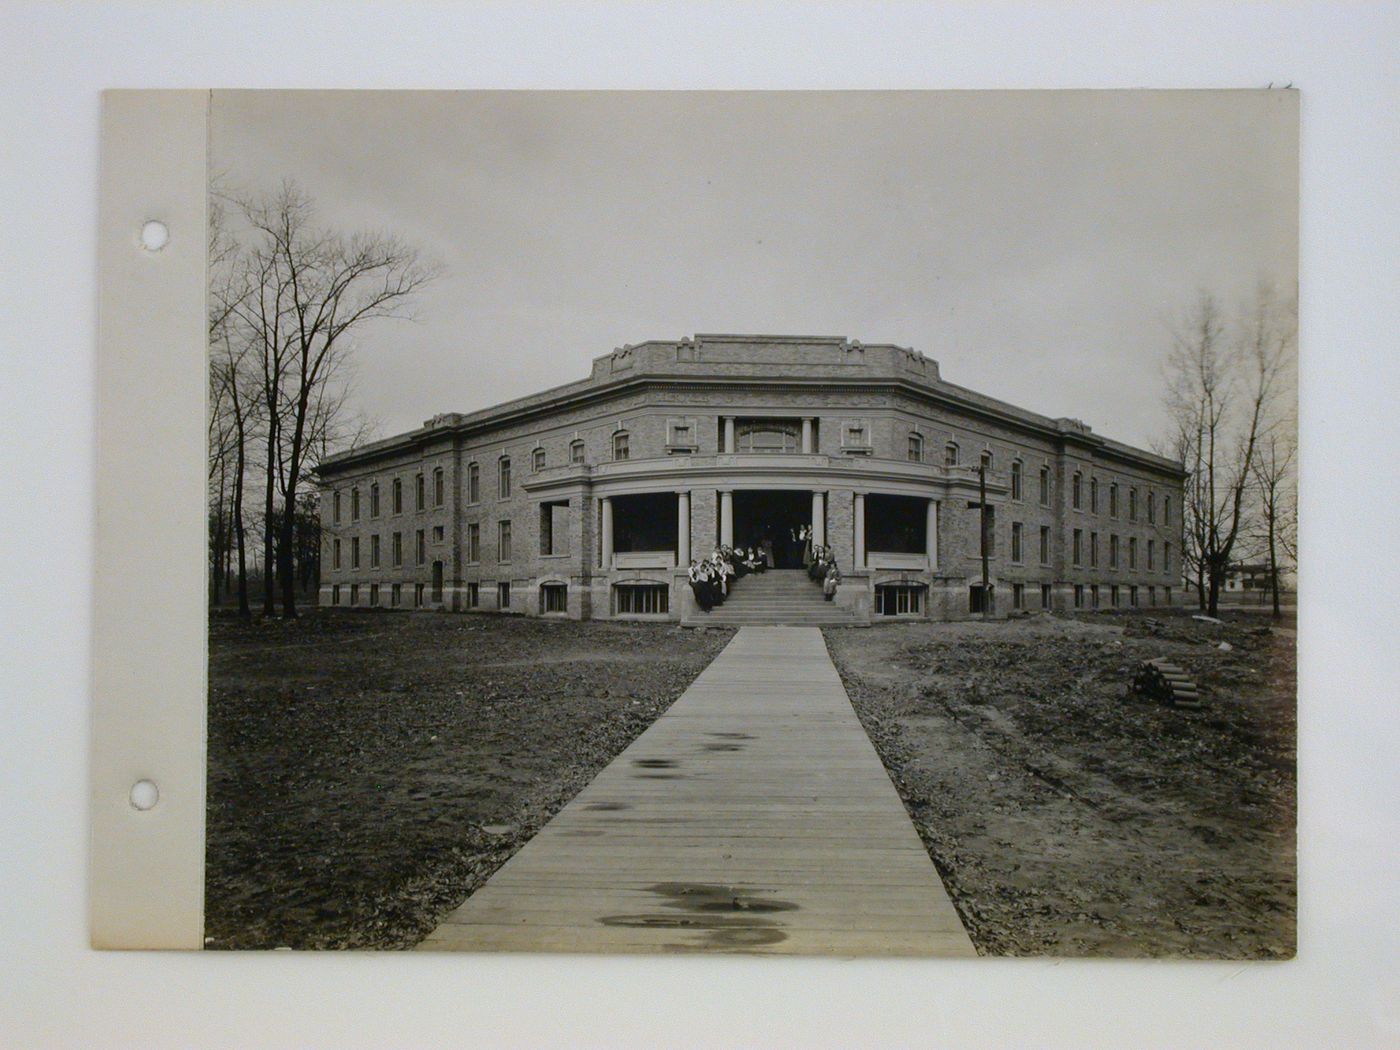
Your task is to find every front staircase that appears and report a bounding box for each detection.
[683,569,859,626]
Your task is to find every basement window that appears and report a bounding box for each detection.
[876,584,925,616]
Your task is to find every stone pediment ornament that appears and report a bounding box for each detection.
[842,338,864,355]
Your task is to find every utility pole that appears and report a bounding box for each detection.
[979,462,991,619]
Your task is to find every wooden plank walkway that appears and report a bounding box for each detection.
[419,626,976,956]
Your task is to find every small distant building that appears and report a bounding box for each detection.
[314,334,1186,623]
[1223,561,1294,598]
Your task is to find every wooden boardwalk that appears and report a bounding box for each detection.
[419,626,976,956]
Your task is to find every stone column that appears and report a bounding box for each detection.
[926,499,939,570]
[723,416,736,454]
[719,490,734,547]
[811,490,826,547]
[801,417,814,454]
[600,496,613,570]
[853,492,866,569]
[676,491,691,566]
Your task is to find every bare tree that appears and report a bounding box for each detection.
[1250,431,1297,618]
[224,180,435,617]
[1165,285,1295,616]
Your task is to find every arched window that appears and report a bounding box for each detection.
[1010,460,1023,501]
[392,477,403,514]
[907,432,924,462]
[1072,472,1083,509]
[1163,495,1171,525]
[737,420,798,453]
[433,467,444,506]
[1109,482,1119,517]
[1089,476,1099,514]
[466,462,479,503]
[981,449,994,471]
[369,481,380,517]
[498,456,511,499]
[351,487,360,521]
[570,439,585,465]
[612,431,630,461]
[944,442,959,467]
[1147,490,1156,524]
[532,447,546,472]
[333,490,342,525]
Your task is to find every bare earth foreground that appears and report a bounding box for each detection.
[205,613,733,949]
[824,613,1296,958]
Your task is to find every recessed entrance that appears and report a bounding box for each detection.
[732,490,812,569]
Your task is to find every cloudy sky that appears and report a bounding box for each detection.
[211,90,1297,450]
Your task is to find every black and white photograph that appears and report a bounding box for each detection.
[201,89,1297,957]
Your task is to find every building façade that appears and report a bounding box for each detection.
[315,335,1185,624]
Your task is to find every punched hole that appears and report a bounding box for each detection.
[129,779,160,811]
[139,220,169,252]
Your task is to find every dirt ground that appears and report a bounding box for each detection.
[824,611,1296,958]
[205,612,733,949]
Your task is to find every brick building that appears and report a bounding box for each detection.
[315,335,1185,623]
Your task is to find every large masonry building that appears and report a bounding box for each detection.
[316,335,1185,623]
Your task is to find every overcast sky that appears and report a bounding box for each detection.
[210,90,1297,450]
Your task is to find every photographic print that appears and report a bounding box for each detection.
[196,90,1297,956]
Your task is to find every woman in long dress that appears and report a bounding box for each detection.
[822,560,841,601]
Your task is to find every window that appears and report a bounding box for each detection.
[1164,542,1172,574]
[433,467,444,507]
[467,522,480,562]
[1110,584,1119,608]
[1129,487,1138,522]
[1163,496,1171,526]
[392,532,402,567]
[1147,491,1156,524]
[1109,483,1119,518]
[1148,585,1156,607]
[1011,522,1024,563]
[532,447,546,472]
[1041,583,1052,609]
[1110,534,1119,569]
[431,561,443,603]
[877,584,925,616]
[1039,466,1051,505]
[466,582,479,609]
[369,583,380,607]
[432,525,444,544]
[1072,528,1082,566]
[414,583,424,608]
[845,424,867,448]
[1165,586,1173,605]
[1072,472,1083,509]
[969,584,994,614]
[981,449,994,472]
[1090,477,1099,514]
[1039,526,1051,565]
[908,433,923,462]
[332,584,340,606]
[1129,537,1138,570]
[1011,460,1023,501]
[570,440,585,465]
[333,538,341,570]
[498,520,512,562]
[498,457,511,498]
[612,432,629,461]
[1147,539,1155,571]
[1130,585,1139,607]
[370,534,380,569]
[370,482,380,517]
[669,421,695,450]
[541,583,568,614]
[1090,584,1100,609]
[393,478,403,514]
[415,473,425,511]
[497,582,511,609]
[333,491,342,525]
[1013,582,1025,610]
[391,583,402,608]
[350,583,359,606]
[1089,531,1098,568]
[944,442,959,467]
[415,529,425,566]
[351,487,360,521]
[351,537,360,569]
[1074,584,1084,609]
[616,583,668,615]
[467,462,480,504]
